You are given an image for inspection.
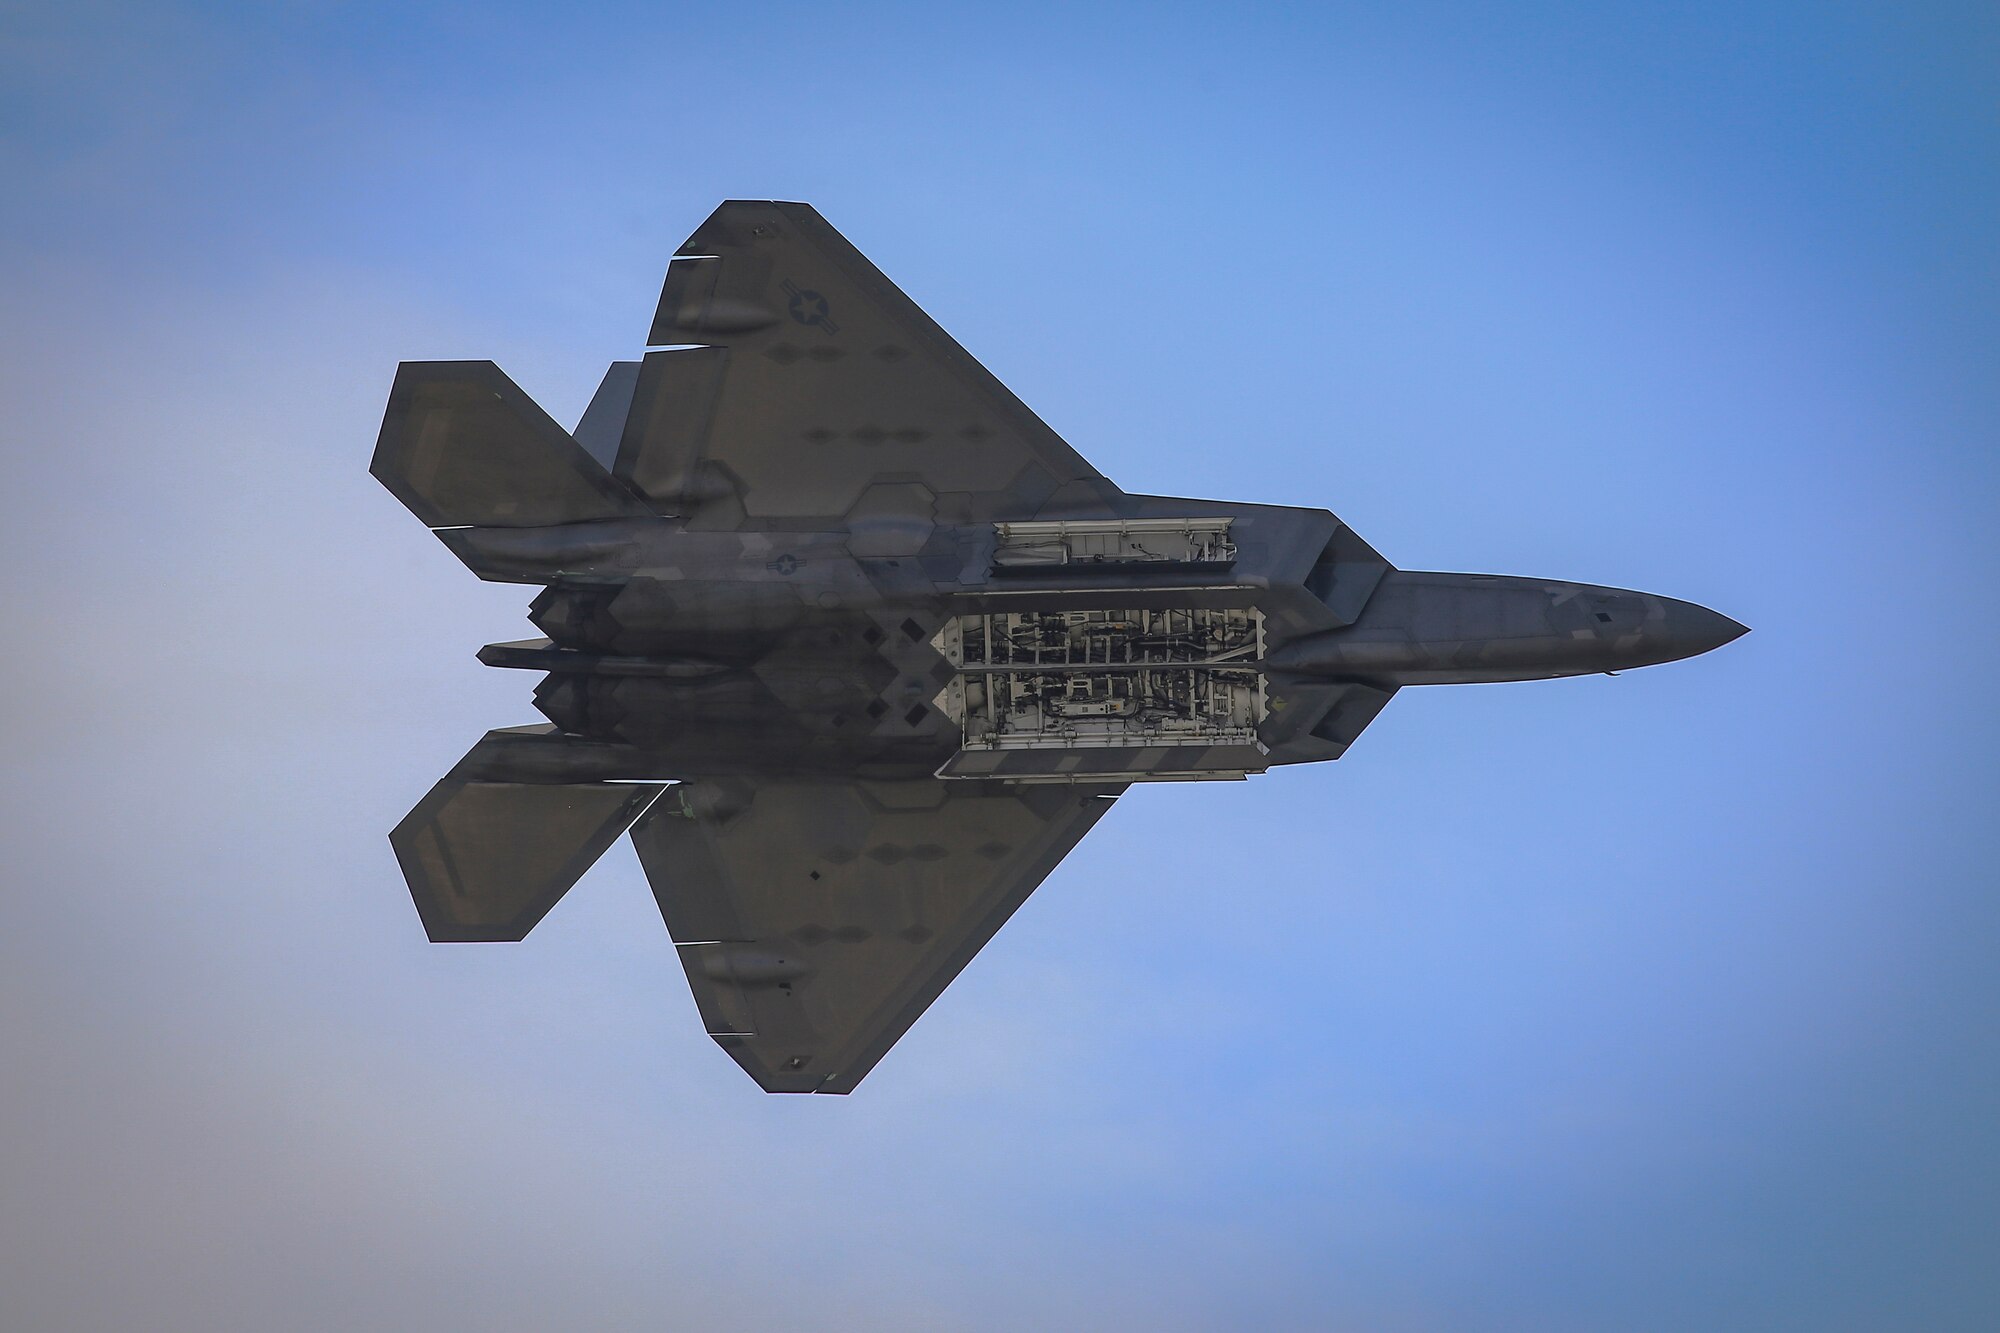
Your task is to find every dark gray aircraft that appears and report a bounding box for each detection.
[374,201,1746,1093]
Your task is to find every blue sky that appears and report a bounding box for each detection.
[2,3,1995,1328]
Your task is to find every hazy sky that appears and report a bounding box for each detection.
[3,3,1996,1329]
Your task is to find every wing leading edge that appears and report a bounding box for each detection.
[631,777,1125,1092]
[613,200,1122,526]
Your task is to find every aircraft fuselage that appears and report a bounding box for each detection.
[444,510,1744,782]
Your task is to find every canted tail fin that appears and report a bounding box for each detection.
[371,361,653,528]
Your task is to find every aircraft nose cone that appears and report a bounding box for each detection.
[1656,598,1749,660]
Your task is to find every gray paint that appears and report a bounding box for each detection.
[373,201,1746,1093]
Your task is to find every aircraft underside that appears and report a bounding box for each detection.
[372,201,1744,1092]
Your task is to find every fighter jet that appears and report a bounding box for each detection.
[373,201,1746,1093]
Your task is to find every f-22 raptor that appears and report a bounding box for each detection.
[374,201,1746,1093]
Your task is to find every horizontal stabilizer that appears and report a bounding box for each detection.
[391,734,665,942]
[372,361,654,528]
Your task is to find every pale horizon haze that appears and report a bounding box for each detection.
[2,4,1996,1329]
